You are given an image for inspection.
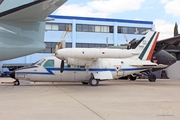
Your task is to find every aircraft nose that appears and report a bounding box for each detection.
[169,56,177,65]
[10,71,15,79]
[172,56,177,64]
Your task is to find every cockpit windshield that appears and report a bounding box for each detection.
[34,59,45,66]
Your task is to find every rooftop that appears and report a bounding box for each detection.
[49,15,153,25]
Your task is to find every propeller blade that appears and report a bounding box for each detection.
[60,60,64,73]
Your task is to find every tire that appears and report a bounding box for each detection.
[130,75,136,81]
[148,74,156,82]
[14,80,20,86]
[82,82,88,85]
[89,77,99,86]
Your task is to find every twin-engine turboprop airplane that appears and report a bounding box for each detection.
[0,0,67,61]
[9,31,175,86]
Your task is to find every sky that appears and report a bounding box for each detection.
[53,0,180,40]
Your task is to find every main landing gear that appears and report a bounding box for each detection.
[89,77,99,86]
[129,75,137,81]
[141,70,156,82]
[148,73,156,82]
[82,75,100,86]
[13,80,20,86]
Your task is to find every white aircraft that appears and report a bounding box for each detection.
[0,0,67,61]
[9,31,169,86]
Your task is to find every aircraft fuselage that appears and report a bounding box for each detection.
[10,56,168,83]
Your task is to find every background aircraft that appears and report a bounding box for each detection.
[107,34,180,79]
[0,0,67,61]
[9,31,169,86]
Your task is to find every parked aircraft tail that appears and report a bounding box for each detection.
[132,31,160,60]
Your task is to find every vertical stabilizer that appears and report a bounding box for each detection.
[132,31,160,60]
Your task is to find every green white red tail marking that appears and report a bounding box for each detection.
[138,31,160,60]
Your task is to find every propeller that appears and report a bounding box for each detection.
[60,60,64,73]
[55,28,72,73]
[123,34,131,49]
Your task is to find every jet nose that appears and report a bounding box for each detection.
[172,56,177,64]
[10,71,15,79]
[169,56,177,65]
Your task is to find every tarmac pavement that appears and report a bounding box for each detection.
[0,78,180,120]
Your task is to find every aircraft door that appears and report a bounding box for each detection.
[57,62,74,81]
[74,66,88,81]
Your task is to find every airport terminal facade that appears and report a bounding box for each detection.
[1,15,179,78]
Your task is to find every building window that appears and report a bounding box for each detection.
[59,23,66,31]
[95,26,101,32]
[128,27,135,34]
[76,24,113,33]
[76,24,82,31]
[45,23,72,31]
[109,26,114,33]
[82,24,89,32]
[118,26,151,34]
[38,42,72,53]
[45,23,52,30]
[88,25,95,32]
[52,24,59,30]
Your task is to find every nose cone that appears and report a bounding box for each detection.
[10,71,15,79]
[170,56,177,65]
[55,49,66,60]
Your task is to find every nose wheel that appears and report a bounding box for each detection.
[14,80,20,86]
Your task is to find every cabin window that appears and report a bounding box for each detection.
[36,59,45,66]
[64,63,70,68]
[77,66,85,68]
[43,60,54,68]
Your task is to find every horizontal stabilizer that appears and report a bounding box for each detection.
[130,60,157,67]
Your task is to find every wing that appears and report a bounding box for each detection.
[155,35,180,53]
[0,0,67,21]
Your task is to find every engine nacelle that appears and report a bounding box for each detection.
[66,58,94,66]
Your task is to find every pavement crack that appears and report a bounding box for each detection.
[55,86,105,120]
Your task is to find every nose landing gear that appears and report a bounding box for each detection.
[13,80,20,86]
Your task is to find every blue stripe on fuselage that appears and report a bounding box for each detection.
[16,67,147,75]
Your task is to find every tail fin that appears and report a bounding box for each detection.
[0,0,67,21]
[132,31,160,60]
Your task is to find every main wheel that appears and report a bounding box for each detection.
[89,77,99,86]
[148,74,156,82]
[14,80,20,86]
[130,75,136,81]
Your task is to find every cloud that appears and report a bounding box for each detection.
[154,19,179,40]
[56,4,108,18]
[163,0,180,17]
[160,0,169,4]
[87,0,145,13]
[56,0,145,17]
